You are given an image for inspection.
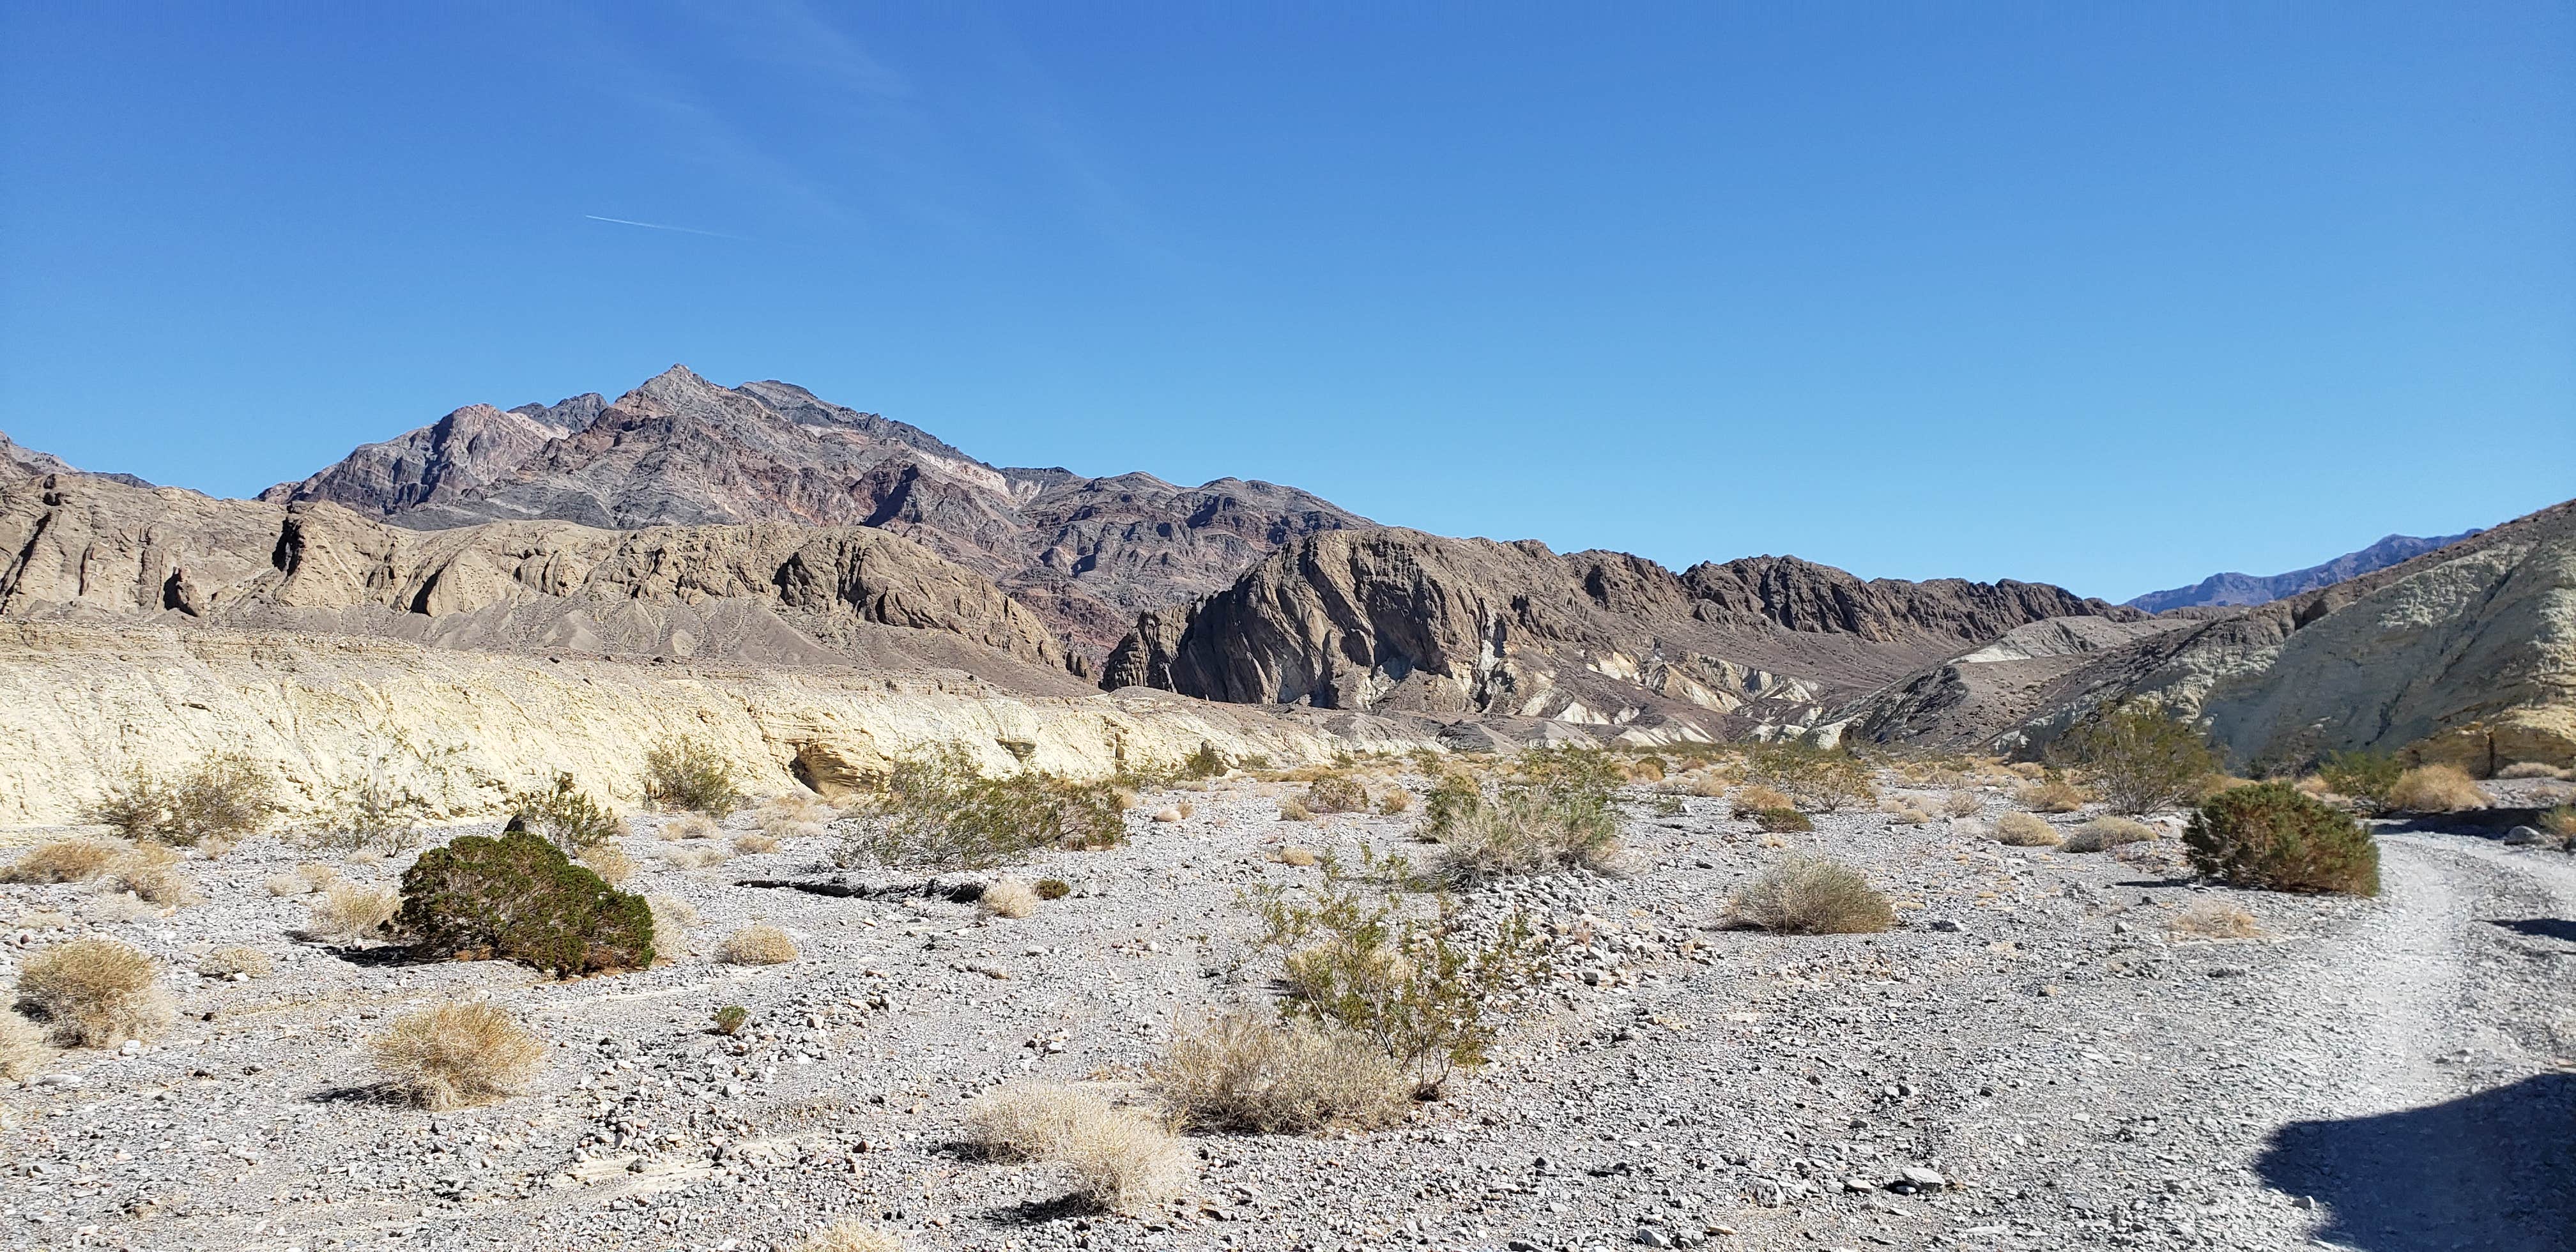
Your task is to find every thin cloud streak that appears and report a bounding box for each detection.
[583,214,749,241]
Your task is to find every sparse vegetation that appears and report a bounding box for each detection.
[644,737,742,816]
[370,1000,545,1108]
[1158,1010,1409,1133]
[731,832,781,856]
[1989,811,2063,847]
[196,945,273,979]
[1733,784,1795,813]
[1376,788,1414,816]
[103,842,199,906]
[1179,741,1229,781]
[717,924,799,965]
[2169,898,2262,939]
[845,746,1124,868]
[510,772,627,852]
[1420,745,1622,887]
[15,938,172,1048]
[1,836,119,884]
[1746,740,1874,812]
[1034,878,1071,899]
[2542,804,2576,848]
[2062,816,2158,853]
[714,1005,749,1035]
[2387,764,2486,814]
[2184,782,2380,896]
[1942,790,1985,818]
[0,1012,50,1081]
[1304,774,1369,813]
[2496,761,2570,780]
[981,878,1039,919]
[2318,749,2406,811]
[1749,806,1811,833]
[307,882,399,943]
[1733,855,1896,935]
[661,812,721,841]
[792,1220,907,1252]
[396,828,656,973]
[2048,701,2218,814]
[576,843,637,884]
[1276,796,1315,822]
[2014,775,2089,813]
[965,1083,1188,1214]
[91,751,277,848]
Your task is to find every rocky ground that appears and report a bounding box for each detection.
[3,771,2571,1252]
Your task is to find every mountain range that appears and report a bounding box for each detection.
[2124,530,2481,613]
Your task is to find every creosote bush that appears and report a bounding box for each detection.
[371,1001,545,1109]
[643,737,742,816]
[1745,740,1874,812]
[2,837,119,884]
[846,747,1123,869]
[2048,703,2218,814]
[1988,811,2062,847]
[1179,742,1229,781]
[2062,816,2158,853]
[1733,855,1896,935]
[308,882,399,943]
[397,828,656,973]
[717,924,799,965]
[1749,807,1811,834]
[1158,1010,1409,1133]
[1422,745,1622,887]
[1034,878,1072,900]
[2183,782,2379,896]
[2317,749,2405,811]
[509,773,627,852]
[92,751,277,848]
[2387,765,2485,814]
[15,938,173,1048]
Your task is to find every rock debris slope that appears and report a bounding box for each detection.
[1103,527,2139,740]
[1851,498,2576,770]
[260,365,1368,656]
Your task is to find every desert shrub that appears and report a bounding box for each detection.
[1515,744,1624,807]
[967,1083,1102,1161]
[1626,755,1668,783]
[509,773,627,852]
[717,924,798,965]
[1988,811,2062,847]
[731,832,781,857]
[981,878,1039,919]
[1305,774,1369,814]
[1733,784,1796,813]
[396,829,656,972]
[1158,1010,1408,1134]
[2169,898,2262,939]
[1376,788,1414,816]
[1942,790,1985,819]
[93,751,277,848]
[196,945,273,979]
[1034,878,1071,899]
[307,882,400,943]
[661,813,721,841]
[1179,742,1229,781]
[1746,740,1874,812]
[714,1005,749,1035]
[760,791,835,825]
[1276,797,1315,822]
[643,737,741,816]
[370,1001,544,1108]
[2318,749,2406,811]
[1429,789,1620,887]
[1749,806,1811,833]
[2062,816,2158,853]
[663,844,729,869]
[266,863,338,896]
[1733,856,1895,935]
[645,894,698,957]
[1273,846,1319,867]
[576,843,637,884]
[967,1083,1186,1213]
[15,938,172,1048]
[1248,849,1547,1096]
[2183,782,2379,896]
[2387,765,2485,814]
[2543,804,2576,844]
[847,747,1123,868]
[2497,761,2573,780]
[0,1012,50,1081]
[1,837,119,884]
[2048,702,2217,814]
[101,843,199,906]
[2014,776,2089,813]
[1421,771,1483,836]
[793,1221,906,1252]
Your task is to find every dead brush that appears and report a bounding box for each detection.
[980,878,1039,919]
[307,882,399,943]
[717,924,799,965]
[1,837,120,884]
[0,1012,52,1081]
[195,945,273,979]
[1303,774,1370,814]
[2388,765,2487,813]
[2062,816,2158,853]
[659,813,722,841]
[15,938,173,1048]
[965,1083,1190,1214]
[731,832,781,857]
[266,862,340,897]
[1733,784,1796,814]
[370,1000,545,1109]
[2168,898,2262,940]
[792,1221,907,1252]
[1157,1011,1408,1133]
[1732,856,1895,935]
[1989,811,2064,847]
[2014,777,2089,813]
[103,843,200,906]
[576,844,638,885]
[1941,790,1985,819]
[1276,797,1315,823]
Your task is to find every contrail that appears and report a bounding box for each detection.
[583,214,747,240]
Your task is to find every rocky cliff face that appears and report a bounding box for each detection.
[1,430,153,488]
[0,471,1080,679]
[1848,499,2576,770]
[1103,528,2140,740]
[2123,530,2481,612]
[261,367,1368,656]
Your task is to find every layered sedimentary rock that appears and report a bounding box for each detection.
[1848,499,2576,770]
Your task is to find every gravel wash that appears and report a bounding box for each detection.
[3,778,2570,1252]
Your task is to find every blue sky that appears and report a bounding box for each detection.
[3,3,2568,600]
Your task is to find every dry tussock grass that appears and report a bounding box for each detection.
[1276,797,1315,822]
[1158,1011,1407,1133]
[2169,898,2262,940]
[195,945,273,979]
[2014,778,2089,813]
[966,1083,1188,1212]
[981,879,1039,919]
[1942,790,1985,818]
[105,843,200,906]
[2062,816,2158,853]
[309,882,399,943]
[663,844,729,869]
[2496,762,2572,780]
[660,813,722,841]
[1734,856,1895,935]
[2388,765,2486,813]
[371,1001,545,1108]
[1275,846,1319,867]
[1376,789,1414,816]
[760,791,836,825]
[792,1221,906,1252]
[0,1011,52,1081]
[717,924,799,965]
[15,938,172,1048]
[968,1083,1103,1161]
[1989,812,2064,847]
[2,837,119,884]
[576,844,637,884]
[1733,784,1795,813]
[266,864,341,896]
[732,832,781,856]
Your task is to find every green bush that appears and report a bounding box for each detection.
[713,1005,748,1036]
[2183,782,2379,896]
[1304,774,1370,813]
[846,746,1124,869]
[395,828,656,973]
[2317,749,2404,811]
[643,737,742,816]
[1747,740,1874,812]
[1734,855,1895,934]
[2049,702,2217,814]
[1179,742,1229,781]
[92,752,277,847]
[1417,747,1622,887]
[1034,878,1072,900]
[1749,806,1812,833]
[509,772,625,852]
[1421,771,1483,839]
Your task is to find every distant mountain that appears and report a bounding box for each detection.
[261,365,1368,659]
[2125,530,2481,613]
[0,431,155,488]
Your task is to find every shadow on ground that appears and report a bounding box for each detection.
[2490,917,2576,943]
[2257,1073,2576,1251]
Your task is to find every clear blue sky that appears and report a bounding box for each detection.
[3,3,2569,600]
